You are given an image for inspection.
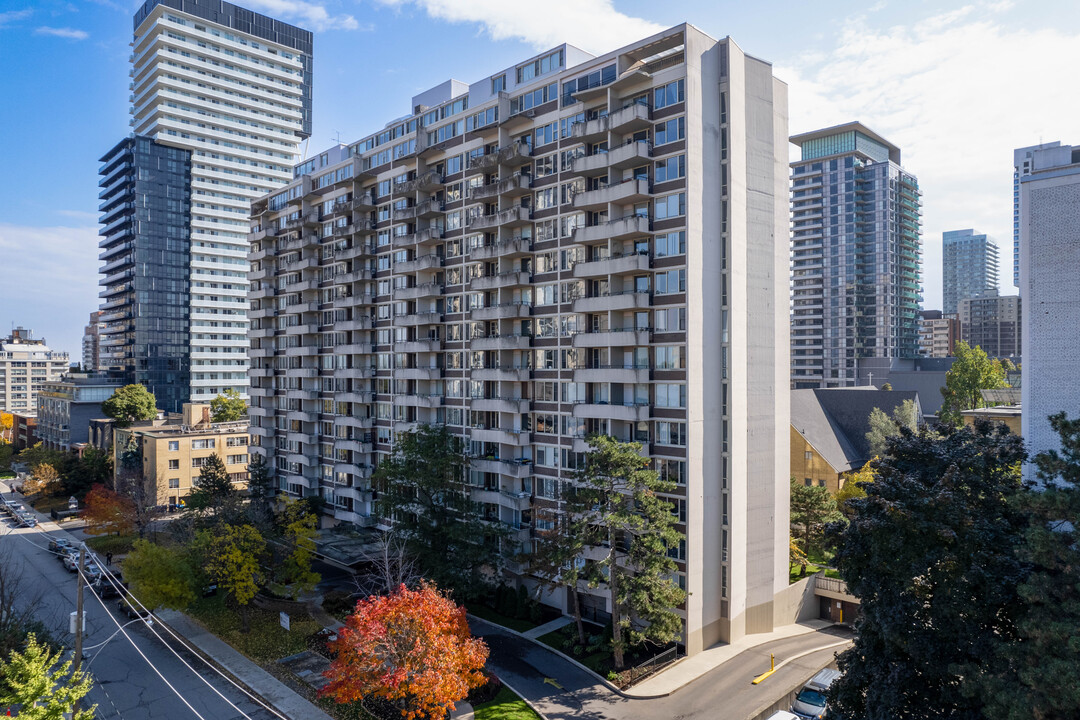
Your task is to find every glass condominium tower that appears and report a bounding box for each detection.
[942,228,998,315]
[99,0,312,406]
[248,24,792,653]
[790,122,922,389]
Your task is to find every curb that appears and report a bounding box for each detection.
[467,614,676,700]
[496,676,551,720]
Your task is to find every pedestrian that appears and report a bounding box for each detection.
[105,551,113,567]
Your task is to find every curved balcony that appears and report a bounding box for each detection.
[467,206,532,232]
[470,427,531,446]
[469,270,532,291]
[471,173,533,201]
[395,253,443,274]
[397,170,443,194]
[468,236,532,261]
[570,116,608,144]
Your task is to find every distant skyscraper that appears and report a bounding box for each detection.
[0,328,69,414]
[81,311,105,372]
[98,0,313,406]
[942,228,998,315]
[958,291,1020,360]
[1019,141,1080,478]
[790,122,923,389]
[1014,142,1061,288]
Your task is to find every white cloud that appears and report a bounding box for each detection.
[0,9,32,27]
[0,225,100,359]
[778,5,1080,308]
[240,0,363,32]
[376,0,664,53]
[34,26,88,39]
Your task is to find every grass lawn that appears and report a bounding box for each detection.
[186,593,321,665]
[474,687,541,720]
[31,495,70,513]
[466,604,538,633]
[789,563,842,583]
[87,534,137,555]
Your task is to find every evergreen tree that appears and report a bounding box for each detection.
[790,477,843,562]
[0,633,95,720]
[187,453,234,513]
[374,424,509,600]
[827,421,1028,720]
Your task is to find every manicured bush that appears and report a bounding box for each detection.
[466,671,503,705]
[322,589,354,616]
[528,602,543,625]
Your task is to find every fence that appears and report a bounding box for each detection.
[623,645,680,686]
[814,576,854,597]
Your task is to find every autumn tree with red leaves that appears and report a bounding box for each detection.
[321,583,489,720]
[82,483,135,536]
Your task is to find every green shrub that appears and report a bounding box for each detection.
[322,589,354,616]
[528,602,542,625]
[515,585,529,619]
[86,534,136,555]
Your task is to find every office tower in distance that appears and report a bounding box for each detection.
[918,309,959,358]
[81,311,105,372]
[1014,142,1062,288]
[99,0,313,407]
[958,290,1021,360]
[942,228,998,315]
[1018,141,1080,477]
[0,328,70,413]
[790,122,923,389]
[249,25,791,651]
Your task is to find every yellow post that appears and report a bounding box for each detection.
[771,653,775,671]
[839,606,843,624]
[752,654,778,684]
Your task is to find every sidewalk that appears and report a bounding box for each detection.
[156,609,334,720]
[522,616,571,640]
[629,619,836,696]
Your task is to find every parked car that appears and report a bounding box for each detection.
[17,513,36,528]
[91,577,120,599]
[63,555,80,573]
[791,668,841,719]
[117,598,151,619]
[766,713,801,720]
[48,538,74,554]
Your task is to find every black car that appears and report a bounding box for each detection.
[117,598,151,619]
[92,578,121,599]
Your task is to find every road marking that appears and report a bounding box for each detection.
[543,677,564,690]
[749,639,852,684]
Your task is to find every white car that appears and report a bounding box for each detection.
[766,712,801,720]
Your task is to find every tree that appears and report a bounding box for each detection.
[113,436,160,539]
[209,389,247,423]
[322,582,488,720]
[277,499,320,599]
[865,399,918,458]
[187,454,234,514]
[101,384,157,427]
[880,382,893,391]
[0,413,12,443]
[836,460,876,514]
[63,446,112,497]
[122,539,196,610]
[0,545,49,661]
[0,633,95,720]
[826,421,1028,720]
[82,484,135,536]
[197,524,265,630]
[22,463,61,497]
[353,532,422,598]
[978,414,1080,719]
[375,425,509,599]
[939,341,1008,425]
[543,435,685,670]
[246,454,275,511]
[790,477,843,563]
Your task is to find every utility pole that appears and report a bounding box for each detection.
[73,545,86,713]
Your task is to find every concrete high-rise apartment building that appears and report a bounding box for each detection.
[918,309,958,358]
[81,311,105,372]
[98,0,312,407]
[0,329,70,414]
[1013,142,1061,288]
[942,228,998,315]
[958,290,1020,360]
[790,122,923,389]
[248,25,793,651]
[1018,141,1080,478]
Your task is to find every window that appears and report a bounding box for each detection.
[655,421,687,446]
[168,478,180,489]
[491,74,506,94]
[535,187,558,210]
[534,122,557,146]
[561,63,616,106]
[655,155,685,182]
[654,79,685,109]
[805,450,813,460]
[805,478,813,487]
[655,346,685,369]
[655,458,686,485]
[535,476,559,498]
[654,269,685,295]
[191,456,210,468]
[227,454,248,465]
[655,193,686,220]
[191,438,215,449]
[535,446,559,469]
[655,384,687,408]
[655,117,685,145]
[517,50,563,84]
[655,231,686,257]
[168,459,180,470]
[168,441,179,451]
[534,154,558,178]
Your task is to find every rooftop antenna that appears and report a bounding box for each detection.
[331,130,343,145]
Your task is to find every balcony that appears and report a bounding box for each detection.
[573,402,651,422]
[351,192,377,212]
[471,173,533,201]
[396,338,442,353]
[470,334,532,352]
[395,367,442,381]
[393,393,443,408]
[470,457,533,478]
[471,427,531,446]
[469,302,532,321]
[573,366,651,384]
[570,116,608,144]
[573,215,652,244]
[607,101,652,133]
[468,237,532,261]
[393,283,444,301]
[416,226,445,245]
[396,312,443,326]
[395,199,444,222]
[573,178,652,210]
[573,251,651,278]
[573,291,651,314]
[395,253,443,273]
[469,270,532,292]
[398,170,443,194]
[470,397,530,414]
[467,206,532,232]
[470,367,531,382]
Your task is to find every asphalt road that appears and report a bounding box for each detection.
[474,619,852,720]
[0,491,280,720]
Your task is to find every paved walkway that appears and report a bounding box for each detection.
[522,616,572,640]
[157,609,334,720]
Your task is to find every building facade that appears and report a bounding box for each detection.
[1013,142,1062,288]
[0,329,70,414]
[790,122,922,389]
[1018,141,1080,479]
[81,312,105,372]
[11,413,39,452]
[36,374,125,452]
[98,136,193,413]
[942,228,998,315]
[104,0,312,404]
[114,403,249,507]
[248,25,791,651]
[918,310,959,358]
[958,290,1021,360]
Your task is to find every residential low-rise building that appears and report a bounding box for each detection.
[958,290,1021,360]
[0,328,70,414]
[961,405,1021,435]
[36,374,124,452]
[114,403,250,507]
[11,413,38,451]
[918,310,959,358]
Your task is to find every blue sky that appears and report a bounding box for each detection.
[2,0,1079,359]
